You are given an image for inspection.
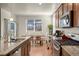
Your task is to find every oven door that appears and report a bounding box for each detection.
[53,40,60,56]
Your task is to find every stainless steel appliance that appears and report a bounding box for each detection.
[53,37,62,56]
[53,36,79,56]
[59,11,73,28]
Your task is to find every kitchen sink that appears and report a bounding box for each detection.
[71,35,76,37]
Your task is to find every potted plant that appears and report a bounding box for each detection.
[48,24,53,35]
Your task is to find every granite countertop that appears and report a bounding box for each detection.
[65,33,79,41]
[0,36,31,56]
[62,46,79,56]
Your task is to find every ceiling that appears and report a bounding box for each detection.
[0,3,60,15]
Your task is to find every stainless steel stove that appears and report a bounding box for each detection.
[53,36,79,56]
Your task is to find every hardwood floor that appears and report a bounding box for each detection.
[29,44,53,56]
[12,36,53,56]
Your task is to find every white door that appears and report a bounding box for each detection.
[8,21,16,40]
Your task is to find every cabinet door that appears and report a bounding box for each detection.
[63,3,68,14]
[68,3,73,11]
[63,3,73,14]
[58,5,63,19]
[73,3,79,27]
[62,48,70,56]
[55,11,59,28]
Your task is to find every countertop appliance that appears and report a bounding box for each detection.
[54,30,63,37]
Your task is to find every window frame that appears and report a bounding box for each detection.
[27,19,42,31]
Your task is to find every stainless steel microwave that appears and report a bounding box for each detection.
[59,11,73,28]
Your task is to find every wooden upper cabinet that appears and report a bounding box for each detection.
[58,4,63,19]
[73,3,79,27]
[62,3,68,14]
[68,3,73,11]
[62,3,73,14]
[54,3,74,28]
[55,11,59,28]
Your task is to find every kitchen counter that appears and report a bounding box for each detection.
[0,36,31,56]
[65,33,79,41]
[61,46,79,56]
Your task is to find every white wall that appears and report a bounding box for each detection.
[16,15,51,37]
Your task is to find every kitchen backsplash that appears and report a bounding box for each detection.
[56,27,79,35]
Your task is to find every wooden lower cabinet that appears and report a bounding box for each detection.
[21,40,31,56]
[62,48,70,56]
[21,42,29,56]
[21,46,25,56]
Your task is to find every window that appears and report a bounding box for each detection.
[35,20,42,31]
[27,19,42,31]
[27,20,34,30]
